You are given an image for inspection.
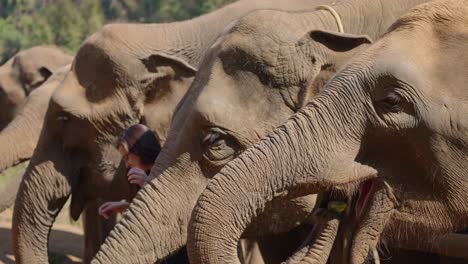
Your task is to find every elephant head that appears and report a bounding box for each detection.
[94,1,435,262]
[0,46,71,213]
[12,24,197,264]
[187,1,468,263]
[93,1,445,261]
[12,1,330,262]
[0,45,72,130]
[0,65,70,213]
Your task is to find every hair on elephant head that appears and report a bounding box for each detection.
[187,0,468,263]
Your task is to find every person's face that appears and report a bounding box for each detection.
[118,144,144,169]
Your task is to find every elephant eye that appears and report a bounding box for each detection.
[379,91,403,113]
[202,130,222,145]
[202,128,239,163]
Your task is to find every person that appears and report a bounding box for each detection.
[99,124,189,264]
[98,124,190,263]
[99,124,161,219]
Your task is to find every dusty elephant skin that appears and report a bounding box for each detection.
[91,0,432,263]
[0,46,72,190]
[187,0,468,263]
[0,46,71,212]
[10,1,334,263]
[0,46,72,130]
[0,65,70,212]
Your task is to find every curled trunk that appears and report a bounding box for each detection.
[12,133,76,263]
[284,212,340,264]
[92,150,208,263]
[0,68,67,214]
[187,82,376,263]
[0,67,67,173]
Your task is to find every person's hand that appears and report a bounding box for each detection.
[127,167,148,187]
[98,201,129,219]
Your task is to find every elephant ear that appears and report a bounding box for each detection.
[308,30,372,52]
[138,52,197,141]
[15,57,54,95]
[297,30,373,107]
[26,66,53,93]
[139,52,197,89]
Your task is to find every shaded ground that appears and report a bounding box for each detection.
[0,163,84,264]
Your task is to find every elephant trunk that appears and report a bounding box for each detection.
[0,67,66,173]
[284,212,340,264]
[92,149,208,263]
[187,79,375,263]
[0,110,41,172]
[12,135,75,263]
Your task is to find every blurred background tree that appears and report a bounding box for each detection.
[0,0,235,63]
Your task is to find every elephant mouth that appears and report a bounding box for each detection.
[354,179,375,223]
[317,178,378,225]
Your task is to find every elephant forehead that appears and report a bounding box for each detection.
[194,89,257,131]
[52,70,93,115]
[375,27,468,99]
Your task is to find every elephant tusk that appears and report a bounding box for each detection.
[372,248,380,264]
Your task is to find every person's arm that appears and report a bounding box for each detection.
[98,201,130,219]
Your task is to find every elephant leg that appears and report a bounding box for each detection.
[83,200,116,263]
[283,209,340,264]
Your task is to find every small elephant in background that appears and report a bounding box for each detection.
[0,46,71,213]
[0,45,72,130]
[0,65,70,212]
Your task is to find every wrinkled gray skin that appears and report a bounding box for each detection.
[0,67,70,212]
[0,47,71,212]
[11,1,333,263]
[0,46,72,130]
[188,0,468,263]
[0,65,70,209]
[92,0,432,263]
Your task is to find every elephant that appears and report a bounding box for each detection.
[186,0,468,263]
[90,0,433,263]
[0,46,71,212]
[11,1,336,263]
[0,45,72,130]
[0,65,70,212]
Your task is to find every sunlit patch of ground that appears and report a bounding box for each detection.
[0,163,83,264]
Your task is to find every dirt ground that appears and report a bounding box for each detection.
[0,163,84,264]
[0,204,84,264]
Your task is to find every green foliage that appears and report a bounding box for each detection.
[158,0,234,21]
[0,0,235,63]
